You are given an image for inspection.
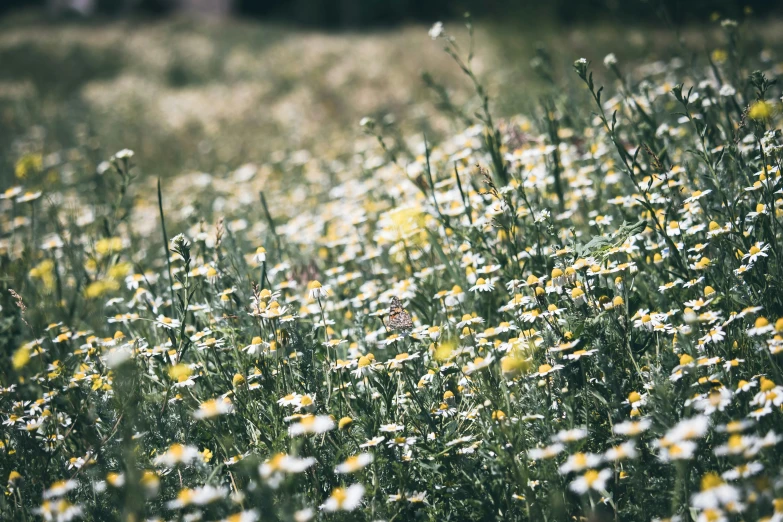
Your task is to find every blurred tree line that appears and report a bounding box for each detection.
[1,0,781,26]
[237,0,782,27]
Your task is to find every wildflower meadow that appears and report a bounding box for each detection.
[3,10,783,522]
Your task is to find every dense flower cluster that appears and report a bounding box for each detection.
[2,18,783,522]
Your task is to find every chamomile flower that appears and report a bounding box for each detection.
[360,436,386,448]
[320,484,365,512]
[259,454,316,479]
[569,468,612,494]
[528,443,565,460]
[166,485,227,509]
[153,443,203,467]
[288,415,335,437]
[559,452,603,474]
[193,397,234,419]
[553,428,588,443]
[335,453,373,474]
[691,473,740,511]
[469,278,495,293]
[43,479,78,499]
[742,242,770,263]
[307,280,329,299]
[604,441,638,461]
[658,440,699,461]
[35,499,83,521]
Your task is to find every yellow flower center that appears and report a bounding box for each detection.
[584,469,600,486]
[332,487,347,507]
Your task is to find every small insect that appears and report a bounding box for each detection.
[387,296,414,332]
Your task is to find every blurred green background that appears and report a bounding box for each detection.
[1,0,782,185]
[2,0,782,26]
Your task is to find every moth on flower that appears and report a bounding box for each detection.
[387,296,414,332]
